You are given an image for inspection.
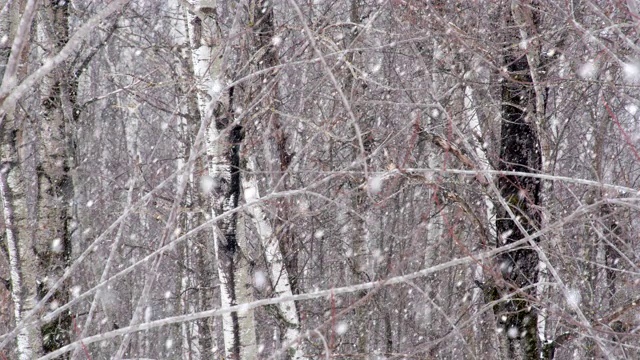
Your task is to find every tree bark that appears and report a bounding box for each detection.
[1,2,43,359]
[493,2,543,359]
[186,1,257,358]
[1,118,40,360]
[34,2,81,356]
[245,1,305,358]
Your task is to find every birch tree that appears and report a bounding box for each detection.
[1,0,41,357]
[242,0,305,358]
[185,0,257,358]
[0,0,86,358]
[35,2,78,354]
[0,1,639,359]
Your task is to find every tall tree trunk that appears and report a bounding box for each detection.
[243,158,304,359]
[1,2,43,359]
[0,107,40,360]
[1,1,79,357]
[167,1,217,357]
[34,2,79,356]
[493,2,542,359]
[245,1,305,358]
[185,1,257,358]
[344,0,375,354]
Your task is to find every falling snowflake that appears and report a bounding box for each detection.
[71,286,81,299]
[578,60,597,79]
[254,271,267,289]
[623,61,640,82]
[200,175,215,194]
[625,103,638,115]
[368,175,384,194]
[211,80,222,95]
[145,306,153,323]
[499,230,513,243]
[370,61,382,74]
[335,321,349,335]
[51,238,63,253]
[566,288,581,309]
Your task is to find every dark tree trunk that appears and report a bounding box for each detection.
[493,9,543,359]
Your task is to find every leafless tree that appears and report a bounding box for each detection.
[1,1,639,359]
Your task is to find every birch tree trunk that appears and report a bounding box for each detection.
[244,1,305,358]
[0,100,41,360]
[0,142,36,360]
[168,2,217,357]
[1,1,77,357]
[0,2,42,359]
[185,1,256,358]
[243,159,304,359]
[34,2,79,355]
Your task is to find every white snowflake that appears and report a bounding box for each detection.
[335,321,349,335]
[623,61,640,82]
[71,286,81,299]
[566,288,581,309]
[499,230,513,243]
[625,103,638,115]
[368,175,384,194]
[254,271,267,289]
[51,238,63,253]
[578,60,597,79]
[145,306,153,323]
[210,80,222,95]
[199,175,215,194]
[370,61,382,74]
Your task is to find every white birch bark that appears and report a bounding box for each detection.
[0,0,129,119]
[0,150,39,360]
[243,157,305,359]
[184,0,234,356]
[185,1,257,358]
[167,3,205,357]
[463,83,503,357]
[1,1,42,358]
